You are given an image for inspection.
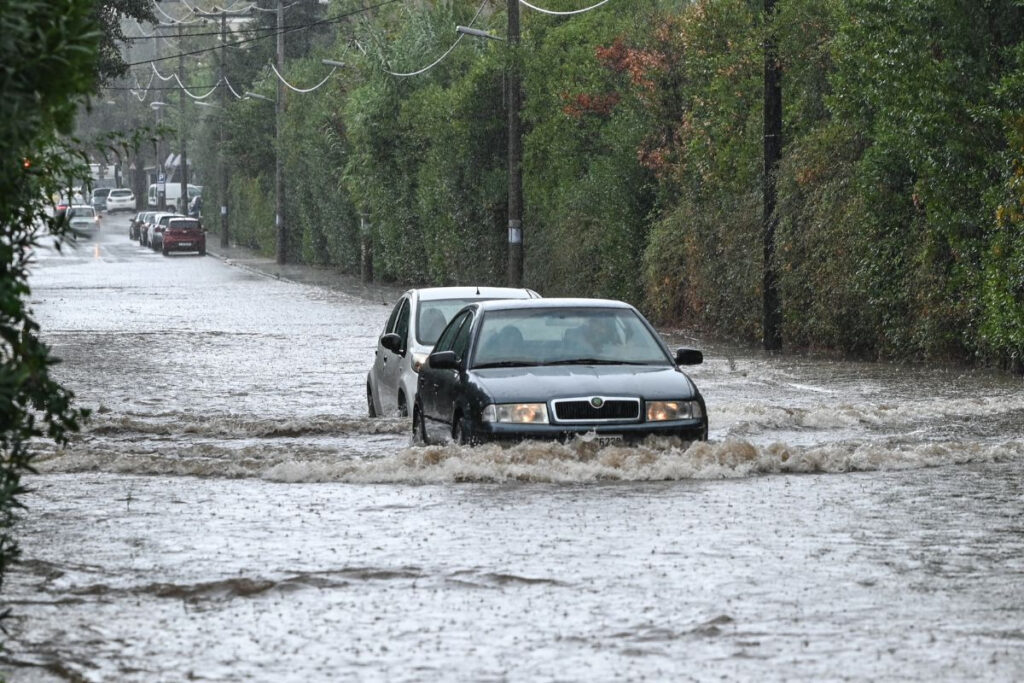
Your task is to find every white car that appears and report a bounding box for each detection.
[105,188,135,212]
[367,286,541,417]
[65,204,100,239]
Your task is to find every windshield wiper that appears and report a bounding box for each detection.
[542,358,649,366]
[473,360,543,369]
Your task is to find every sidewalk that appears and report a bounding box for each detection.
[206,241,406,305]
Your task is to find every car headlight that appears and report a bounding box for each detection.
[412,352,429,373]
[646,400,703,422]
[481,403,549,424]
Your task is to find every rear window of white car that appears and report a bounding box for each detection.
[110,189,133,198]
[67,207,95,219]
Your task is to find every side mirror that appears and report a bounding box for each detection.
[674,348,703,366]
[380,333,403,354]
[428,350,458,370]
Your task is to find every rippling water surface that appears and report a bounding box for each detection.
[3,215,1023,681]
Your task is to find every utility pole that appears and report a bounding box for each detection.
[178,24,188,215]
[219,12,229,246]
[506,0,523,287]
[194,8,252,247]
[275,0,286,265]
[762,0,782,351]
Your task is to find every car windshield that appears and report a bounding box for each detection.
[110,190,132,197]
[67,207,95,219]
[169,219,200,230]
[472,307,670,368]
[416,298,483,345]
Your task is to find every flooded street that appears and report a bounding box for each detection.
[3,212,1023,681]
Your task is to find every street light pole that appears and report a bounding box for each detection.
[151,101,167,209]
[506,0,524,288]
[178,24,189,215]
[195,7,254,247]
[275,0,286,265]
[762,0,782,350]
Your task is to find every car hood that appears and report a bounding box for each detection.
[470,365,698,402]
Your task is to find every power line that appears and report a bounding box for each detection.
[124,0,399,68]
[378,0,487,78]
[518,0,612,15]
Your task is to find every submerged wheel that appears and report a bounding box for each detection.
[412,406,427,445]
[366,384,377,418]
[452,414,474,446]
[397,393,408,418]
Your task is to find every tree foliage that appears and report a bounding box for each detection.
[1,0,96,616]
[195,0,1024,370]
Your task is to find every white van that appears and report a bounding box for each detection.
[148,183,202,210]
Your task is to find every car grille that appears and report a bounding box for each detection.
[552,397,640,423]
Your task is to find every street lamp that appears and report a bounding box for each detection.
[455,26,502,40]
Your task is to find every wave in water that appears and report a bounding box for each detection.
[36,436,1024,483]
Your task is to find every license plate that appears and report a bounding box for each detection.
[594,434,624,445]
[179,242,192,247]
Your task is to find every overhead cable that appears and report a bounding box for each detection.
[124,0,399,68]
[518,0,611,15]
[380,0,486,78]
[223,76,247,100]
[153,2,206,25]
[269,63,338,93]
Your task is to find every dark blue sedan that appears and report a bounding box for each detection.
[413,298,707,445]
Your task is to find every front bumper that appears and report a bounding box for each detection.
[474,418,707,443]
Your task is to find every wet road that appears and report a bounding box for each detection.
[2,212,1023,681]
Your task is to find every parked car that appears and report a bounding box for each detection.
[413,298,707,445]
[161,217,206,256]
[367,286,541,418]
[91,187,111,212]
[144,212,183,250]
[65,204,101,240]
[105,188,135,213]
[129,211,151,240]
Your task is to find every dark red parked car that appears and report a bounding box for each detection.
[161,217,206,256]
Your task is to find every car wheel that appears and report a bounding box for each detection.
[397,393,408,419]
[198,247,206,256]
[452,413,475,446]
[162,245,169,256]
[366,384,377,418]
[412,405,427,445]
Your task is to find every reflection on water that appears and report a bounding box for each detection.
[4,216,1023,681]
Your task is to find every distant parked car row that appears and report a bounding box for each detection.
[368,287,708,447]
[129,210,206,256]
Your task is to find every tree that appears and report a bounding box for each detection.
[1,0,98,618]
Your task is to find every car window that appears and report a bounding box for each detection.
[168,219,200,230]
[433,310,471,353]
[472,307,670,367]
[416,298,515,345]
[394,299,411,350]
[67,207,95,219]
[451,312,475,361]
[383,298,404,335]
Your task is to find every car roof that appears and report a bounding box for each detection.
[471,297,636,312]
[409,286,540,302]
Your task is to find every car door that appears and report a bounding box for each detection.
[376,297,409,413]
[436,311,475,428]
[422,310,472,427]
